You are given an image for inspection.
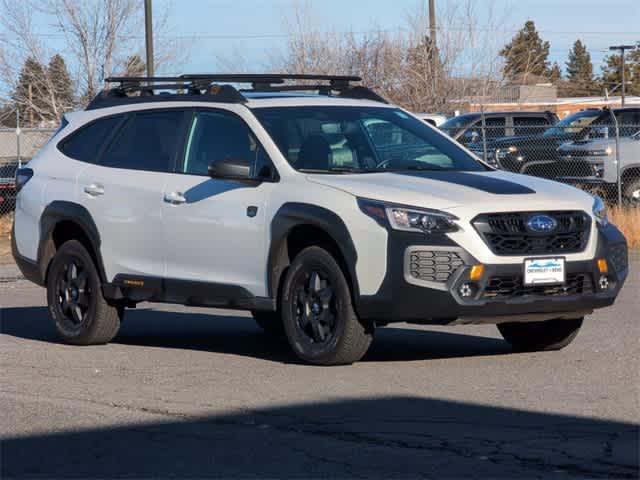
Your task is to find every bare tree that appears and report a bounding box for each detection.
[223,0,509,114]
[0,0,189,116]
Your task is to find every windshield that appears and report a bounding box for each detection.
[253,107,487,173]
[543,110,601,137]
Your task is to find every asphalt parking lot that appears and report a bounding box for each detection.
[1,256,638,479]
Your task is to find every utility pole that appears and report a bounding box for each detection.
[144,0,154,77]
[609,44,635,107]
[428,0,436,50]
[28,83,33,126]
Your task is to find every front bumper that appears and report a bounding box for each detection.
[357,224,628,324]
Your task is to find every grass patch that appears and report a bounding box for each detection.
[609,206,640,250]
[0,213,13,264]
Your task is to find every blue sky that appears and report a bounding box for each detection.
[163,0,639,74]
[5,0,640,79]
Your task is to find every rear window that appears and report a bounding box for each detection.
[100,110,187,172]
[58,115,123,163]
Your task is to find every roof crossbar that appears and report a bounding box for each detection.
[86,73,387,110]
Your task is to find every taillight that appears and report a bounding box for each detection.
[15,168,33,194]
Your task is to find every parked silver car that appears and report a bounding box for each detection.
[557,128,640,205]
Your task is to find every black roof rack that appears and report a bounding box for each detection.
[86,73,388,110]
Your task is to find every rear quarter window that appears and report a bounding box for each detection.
[58,115,124,163]
[100,110,187,172]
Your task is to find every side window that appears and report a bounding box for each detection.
[462,117,505,142]
[514,116,550,136]
[58,115,123,163]
[183,111,269,177]
[101,110,186,172]
[616,111,640,137]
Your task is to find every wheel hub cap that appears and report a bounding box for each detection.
[295,270,337,344]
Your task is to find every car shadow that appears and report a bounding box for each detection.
[0,306,512,363]
[1,396,637,478]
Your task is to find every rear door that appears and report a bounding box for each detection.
[77,109,190,281]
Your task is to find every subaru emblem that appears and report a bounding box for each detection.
[527,214,558,233]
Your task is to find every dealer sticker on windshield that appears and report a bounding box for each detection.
[524,258,565,285]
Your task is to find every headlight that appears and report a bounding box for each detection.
[590,147,613,156]
[495,146,517,160]
[358,198,459,234]
[592,195,608,227]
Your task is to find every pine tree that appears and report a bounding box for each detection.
[12,57,49,126]
[500,21,551,84]
[123,55,146,77]
[48,54,75,113]
[600,47,640,97]
[565,40,596,96]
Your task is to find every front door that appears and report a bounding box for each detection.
[162,109,275,296]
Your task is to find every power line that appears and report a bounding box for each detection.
[22,27,640,41]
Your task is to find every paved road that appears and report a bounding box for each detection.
[1,257,638,478]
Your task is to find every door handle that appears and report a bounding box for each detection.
[163,191,186,205]
[84,183,105,197]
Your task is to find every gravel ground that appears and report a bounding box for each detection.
[1,255,638,478]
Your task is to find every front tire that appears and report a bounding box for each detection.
[623,177,640,207]
[281,246,373,365]
[46,240,122,345]
[497,317,583,352]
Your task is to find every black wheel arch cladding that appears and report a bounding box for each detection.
[268,203,360,302]
[38,201,107,283]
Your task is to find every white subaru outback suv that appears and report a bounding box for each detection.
[12,74,629,365]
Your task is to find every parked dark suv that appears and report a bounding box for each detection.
[439,111,558,149]
[484,108,603,174]
[0,161,19,210]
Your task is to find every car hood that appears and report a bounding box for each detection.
[563,138,614,150]
[306,169,594,213]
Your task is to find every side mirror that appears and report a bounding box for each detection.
[208,158,252,181]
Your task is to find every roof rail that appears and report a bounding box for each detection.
[86,73,387,110]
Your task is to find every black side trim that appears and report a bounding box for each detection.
[105,274,275,311]
[38,201,107,282]
[391,171,535,195]
[268,203,359,300]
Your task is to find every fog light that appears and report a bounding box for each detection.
[598,275,610,291]
[459,282,478,298]
[469,264,485,281]
[597,258,608,274]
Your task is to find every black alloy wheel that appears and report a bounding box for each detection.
[47,240,122,345]
[281,246,373,365]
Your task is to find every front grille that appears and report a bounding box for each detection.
[483,273,594,299]
[408,250,464,283]
[609,244,628,273]
[523,161,597,179]
[473,211,591,255]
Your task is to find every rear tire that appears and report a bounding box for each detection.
[498,317,583,352]
[251,310,285,336]
[46,240,122,345]
[280,246,373,365]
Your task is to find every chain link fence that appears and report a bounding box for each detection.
[441,113,640,207]
[1,117,639,218]
[0,128,56,216]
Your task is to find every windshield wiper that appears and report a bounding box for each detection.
[299,167,378,174]
[405,165,449,171]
